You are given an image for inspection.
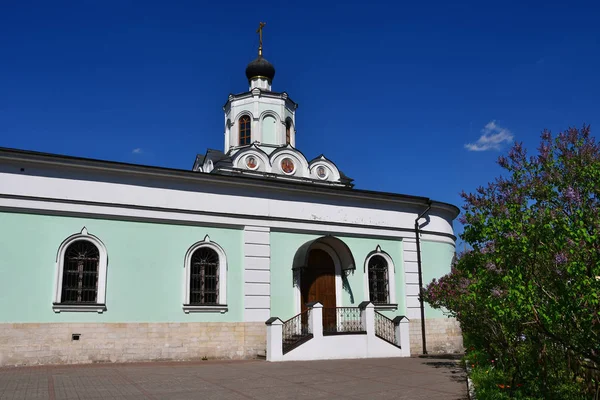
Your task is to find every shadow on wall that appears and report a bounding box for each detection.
[342,272,354,304]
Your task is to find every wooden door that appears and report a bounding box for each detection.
[301,249,336,330]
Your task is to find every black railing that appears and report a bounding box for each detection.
[374,311,397,346]
[282,310,312,354]
[323,307,365,335]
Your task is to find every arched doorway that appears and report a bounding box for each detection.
[301,248,337,329]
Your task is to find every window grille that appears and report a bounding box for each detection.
[61,240,100,303]
[239,116,251,145]
[368,255,389,304]
[190,247,219,304]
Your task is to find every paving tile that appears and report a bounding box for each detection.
[0,356,467,400]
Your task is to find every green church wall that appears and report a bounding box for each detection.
[0,211,244,323]
[269,231,405,320]
[420,240,455,318]
[0,210,454,324]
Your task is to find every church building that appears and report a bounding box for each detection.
[0,27,462,366]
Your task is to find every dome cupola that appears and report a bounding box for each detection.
[246,22,274,91]
[245,56,276,82]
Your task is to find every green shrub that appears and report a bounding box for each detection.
[424,126,600,398]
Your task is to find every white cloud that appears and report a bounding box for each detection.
[132,148,143,154]
[465,121,514,151]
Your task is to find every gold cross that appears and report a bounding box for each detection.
[257,22,266,56]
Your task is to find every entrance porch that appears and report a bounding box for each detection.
[266,235,410,361]
[265,302,410,361]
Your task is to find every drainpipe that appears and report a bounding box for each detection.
[415,201,432,355]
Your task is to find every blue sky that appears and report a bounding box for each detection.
[1,1,599,239]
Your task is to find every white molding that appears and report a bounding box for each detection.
[182,304,228,314]
[374,304,398,311]
[183,237,228,311]
[363,246,396,305]
[53,227,108,312]
[243,225,271,322]
[0,162,457,238]
[52,303,106,313]
[0,196,456,245]
[308,157,341,182]
[270,148,310,178]
[233,110,254,122]
[232,147,271,173]
[259,110,281,123]
[294,242,343,314]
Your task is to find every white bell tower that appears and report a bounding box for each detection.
[222,22,298,152]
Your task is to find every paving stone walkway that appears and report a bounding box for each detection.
[0,356,467,399]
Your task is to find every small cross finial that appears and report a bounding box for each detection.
[256,22,266,56]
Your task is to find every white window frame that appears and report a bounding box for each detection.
[53,227,108,313]
[183,235,228,313]
[363,246,397,311]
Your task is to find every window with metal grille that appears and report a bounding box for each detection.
[61,240,99,304]
[239,116,251,146]
[368,255,389,304]
[286,120,291,145]
[190,247,219,304]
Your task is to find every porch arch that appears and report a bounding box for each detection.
[292,236,356,314]
[292,236,356,272]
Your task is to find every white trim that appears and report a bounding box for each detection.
[374,304,398,311]
[52,303,106,313]
[182,304,228,314]
[270,148,310,178]
[234,110,254,122]
[258,110,281,123]
[231,146,271,172]
[294,242,343,315]
[363,246,396,306]
[0,196,457,246]
[308,157,341,182]
[53,227,108,313]
[183,235,228,312]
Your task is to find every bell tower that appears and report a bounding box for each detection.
[223,23,298,152]
[195,24,353,187]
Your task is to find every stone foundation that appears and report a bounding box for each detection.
[409,318,463,355]
[0,322,265,367]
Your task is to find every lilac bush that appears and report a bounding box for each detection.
[423,126,600,397]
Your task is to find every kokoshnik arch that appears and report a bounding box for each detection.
[0,23,462,366]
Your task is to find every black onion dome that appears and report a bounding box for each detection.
[245,56,276,81]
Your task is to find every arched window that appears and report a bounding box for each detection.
[62,241,100,304]
[190,247,219,304]
[53,227,108,313]
[285,120,291,145]
[183,237,228,313]
[239,115,251,146]
[368,255,390,304]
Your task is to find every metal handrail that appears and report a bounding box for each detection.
[322,307,365,335]
[374,311,397,346]
[282,310,312,354]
